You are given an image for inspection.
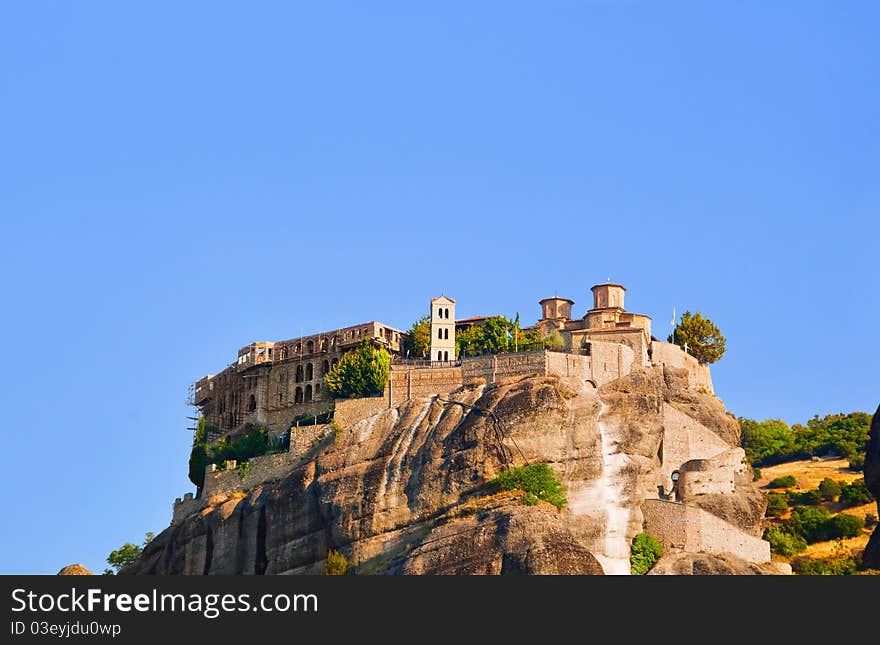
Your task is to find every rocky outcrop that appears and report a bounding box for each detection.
[648,552,787,575]
[58,564,93,575]
[862,404,880,569]
[128,366,771,575]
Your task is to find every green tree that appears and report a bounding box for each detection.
[543,329,566,351]
[765,492,789,518]
[767,475,797,489]
[188,417,210,491]
[630,533,663,575]
[763,526,807,557]
[828,514,863,539]
[818,478,842,501]
[324,340,390,398]
[839,479,874,508]
[793,412,871,459]
[106,532,155,573]
[739,418,798,466]
[401,315,431,359]
[668,310,726,364]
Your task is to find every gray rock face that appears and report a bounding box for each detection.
[648,552,786,575]
[127,368,769,576]
[862,404,880,569]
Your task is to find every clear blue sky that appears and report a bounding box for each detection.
[1,2,877,574]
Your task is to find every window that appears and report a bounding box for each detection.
[307,340,314,353]
[305,384,312,402]
[438,328,443,339]
[295,365,304,383]
[322,360,329,375]
[445,308,449,319]
[444,328,449,340]
[305,363,313,381]
[248,394,256,411]
[443,351,449,361]
[315,383,321,394]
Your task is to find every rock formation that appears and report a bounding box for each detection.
[862,403,880,569]
[57,564,93,575]
[127,366,773,575]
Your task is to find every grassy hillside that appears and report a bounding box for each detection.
[757,457,877,574]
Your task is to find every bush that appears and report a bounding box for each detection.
[210,424,270,466]
[630,533,663,575]
[491,463,566,510]
[828,513,863,539]
[752,467,761,481]
[785,506,833,543]
[324,550,350,575]
[839,479,875,508]
[792,554,858,576]
[768,475,797,489]
[848,454,865,472]
[765,493,789,518]
[763,526,807,557]
[324,340,390,399]
[818,478,842,501]
[787,489,822,506]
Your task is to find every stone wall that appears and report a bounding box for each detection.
[461,351,547,384]
[650,341,714,394]
[172,493,204,526]
[641,499,770,563]
[199,423,332,500]
[388,365,462,405]
[333,396,388,429]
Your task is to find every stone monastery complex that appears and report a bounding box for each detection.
[190,282,712,439]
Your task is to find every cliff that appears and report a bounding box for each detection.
[127,366,775,575]
[862,403,880,569]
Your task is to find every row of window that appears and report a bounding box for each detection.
[436,350,450,361]
[436,307,451,319]
[437,327,450,340]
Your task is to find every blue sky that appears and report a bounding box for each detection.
[1,2,877,574]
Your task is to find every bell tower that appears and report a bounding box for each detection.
[430,295,456,362]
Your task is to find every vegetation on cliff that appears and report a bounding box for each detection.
[105,532,154,574]
[324,340,390,398]
[668,310,726,364]
[491,463,566,510]
[630,533,663,575]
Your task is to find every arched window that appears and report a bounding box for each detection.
[444,328,449,339]
[307,340,314,353]
[305,363,313,381]
[295,365,304,383]
[295,387,303,404]
[315,383,321,394]
[443,351,449,361]
[437,350,442,361]
[321,338,328,351]
[248,394,256,411]
[295,342,302,353]
[305,384,312,402]
[322,360,329,375]
[445,308,449,319]
[438,328,443,339]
